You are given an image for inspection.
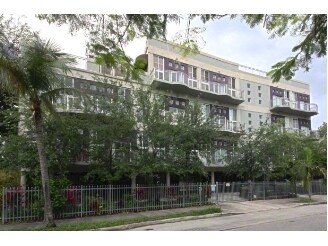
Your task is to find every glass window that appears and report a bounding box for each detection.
[260,121,263,126]
[175,63,179,69]
[248,98,251,103]
[259,100,262,104]
[181,65,184,71]
[259,115,262,119]
[248,113,251,118]
[247,91,251,95]
[80,82,87,89]
[259,93,261,97]
[249,121,252,125]
[168,61,172,67]
[258,86,261,90]
[247,83,250,88]
[90,85,96,91]
[181,101,186,106]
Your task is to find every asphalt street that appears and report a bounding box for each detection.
[130,203,327,231]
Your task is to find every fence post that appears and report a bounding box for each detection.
[2,187,5,224]
[263,181,265,200]
[80,185,83,218]
[216,182,219,205]
[198,183,202,206]
[222,182,226,203]
[248,180,252,201]
[182,183,185,208]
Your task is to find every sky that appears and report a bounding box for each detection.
[21,14,327,129]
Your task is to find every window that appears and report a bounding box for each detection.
[247,91,251,95]
[181,101,186,106]
[248,98,251,103]
[259,100,262,104]
[98,86,105,93]
[168,61,172,67]
[249,121,252,125]
[107,87,113,93]
[258,93,261,97]
[258,86,261,90]
[222,77,226,82]
[205,70,209,81]
[213,75,217,79]
[188,66,197,79]
[170,99,174,104]
[90,85,96,91]
[176,101,180,106]
[248,113,251,118]
[247,83,250,88]
[259,115,262,119]
[231,78,236,89]
[175,63,179,69]
[181,65,185,71]
[80,82,87,89]
[260,121,263,126]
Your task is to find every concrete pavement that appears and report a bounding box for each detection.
[131,203,327,231]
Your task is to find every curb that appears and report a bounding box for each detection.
[298,201,327,206]
[92,212,225,231]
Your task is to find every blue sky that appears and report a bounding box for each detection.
[25,15,327,129]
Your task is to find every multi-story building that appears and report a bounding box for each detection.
[56,38,319,184]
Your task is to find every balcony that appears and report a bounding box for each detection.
[151,69,244,105]
[270,97,318,117]
[214,117,244,134]
[283,128,320,139]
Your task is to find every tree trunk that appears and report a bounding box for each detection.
[33,104,56,227]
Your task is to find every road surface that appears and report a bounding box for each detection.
[130,204,327,231]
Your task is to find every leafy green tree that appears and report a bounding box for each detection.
[226,122,302,181]
[0,30,76,226]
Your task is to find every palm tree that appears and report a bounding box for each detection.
[0,34,76,227]
[300,145,327,200]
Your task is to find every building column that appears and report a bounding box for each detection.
[166,172,171,187]
[211,171,215,185]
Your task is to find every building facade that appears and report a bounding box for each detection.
[55,38,319,184]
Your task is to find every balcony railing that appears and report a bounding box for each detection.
[154,69,244,100]
[214,117,243,133]
[271,97,318,113]
[286,129,321,139]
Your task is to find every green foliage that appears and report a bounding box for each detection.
[0,169,20,187]
[49,177,71,213]
[226,122,303,181]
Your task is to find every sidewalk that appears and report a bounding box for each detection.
[220,195,327,214]
[0,195,326,231]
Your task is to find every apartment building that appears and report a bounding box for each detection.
[56,38,318,184]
